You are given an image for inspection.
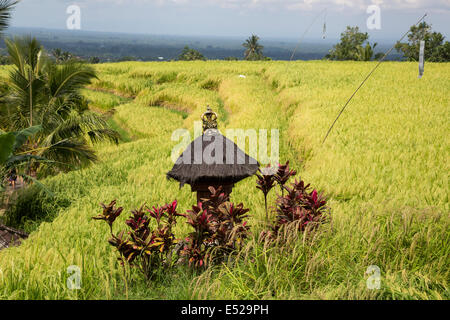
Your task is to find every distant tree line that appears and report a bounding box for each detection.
[175,25,450,62]
[0,36,326,63]
[326,23,449,62]
[175,35,270,61]
[395,22,450,62]
[0,25,448,64]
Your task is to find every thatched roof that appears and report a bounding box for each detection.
[167,129,259,187]
[0,224,28,251]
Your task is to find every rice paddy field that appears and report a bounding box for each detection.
[0,60,448,300]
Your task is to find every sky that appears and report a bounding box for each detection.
[10,0,450,41]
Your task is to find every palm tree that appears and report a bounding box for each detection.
[243,34,264,61]
[0,1,52,196]
[0,0,17,35]
[52,48,73,63]
[3,37,119,174]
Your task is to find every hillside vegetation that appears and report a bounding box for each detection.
[0,60,448,299]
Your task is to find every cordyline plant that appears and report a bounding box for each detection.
[93,200,183,280]
[273,180,328,233]
[256,161,297,222]
[93,200,123,233]
[94,189,251,279]
[256,161,329,240]
[180,186,250,268]
[274,161,297,195]
[256,165,277,222]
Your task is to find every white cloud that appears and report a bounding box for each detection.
[127,0,448,10]
[59,0,450,13]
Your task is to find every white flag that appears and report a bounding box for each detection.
[418,40,425,78]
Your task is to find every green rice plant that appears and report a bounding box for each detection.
[2,185,70,233]
[0,60,447,300]
[81,89,131,111]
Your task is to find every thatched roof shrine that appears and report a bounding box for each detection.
[167,106,259,201]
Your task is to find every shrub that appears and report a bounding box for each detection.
[93,200,183,280]
[180,186,250,268]
[95,187,251,279]
[273,180,328,233]
[256,161,329,239]
[256,161,297,221]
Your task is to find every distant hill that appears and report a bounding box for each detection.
[0,27,403,62]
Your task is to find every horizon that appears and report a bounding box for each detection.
[10,1,450,41]
[1,25,412,61]
[6,25,415,46]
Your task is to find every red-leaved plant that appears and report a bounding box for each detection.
[256,161,329,240]
[256,165,277,222]
[274,180,328,233]
[95,190,251,275]
[93,200,183,280]
[256,161,297,222]
[274,161,297,195]
[93,200,123,233]
[180,186,250,268]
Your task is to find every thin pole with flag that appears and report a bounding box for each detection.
[322,13,428,144]
[418,40,425,78]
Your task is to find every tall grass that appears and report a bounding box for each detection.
[0,61,448,300]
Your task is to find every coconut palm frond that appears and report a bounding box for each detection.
[40,138,98,170]
[5,37,25,73]
[87,128,120,144]
[40,110,117,144]
[47,62,97,99]
[75,111,119,144]
[5,154,49,168]
[0,0,18,35]
[21,173,55,197]
[5,37,43,72]
[7,67,46,129]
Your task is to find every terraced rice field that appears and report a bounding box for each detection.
[0,60,448,299]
